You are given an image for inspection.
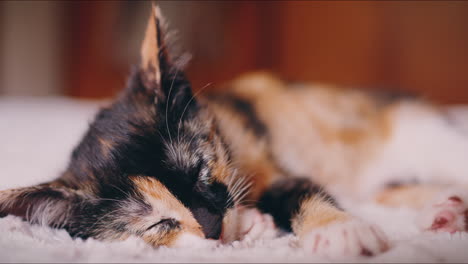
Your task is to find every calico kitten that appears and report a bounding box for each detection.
[0,6,273,249]
[2,5,468,258]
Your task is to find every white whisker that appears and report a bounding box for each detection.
[177,82,212,144]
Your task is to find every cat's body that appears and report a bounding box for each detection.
[206,71,468,241]
[208,72,468,201]
[1,5,468,258]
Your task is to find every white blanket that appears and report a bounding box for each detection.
[1,96,468,263]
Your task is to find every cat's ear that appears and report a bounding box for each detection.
[139,5,195,115]
[0,182,84,227]
[140,4,165,94]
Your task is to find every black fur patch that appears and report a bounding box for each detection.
[207,93,268,138]
[257,178,339,232]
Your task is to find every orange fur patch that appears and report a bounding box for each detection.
[140,6,161,86]
[131,176,204,246]
[375,185,444,209]
[292,196,349,238]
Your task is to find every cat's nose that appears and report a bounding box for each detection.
[204,223,222,239]
[190,207,223,239]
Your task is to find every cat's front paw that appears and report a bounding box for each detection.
[418,192,468,233]
[221,207,278,243]
[300,218,390,258]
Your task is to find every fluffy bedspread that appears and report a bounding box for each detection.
[1,96,468,263]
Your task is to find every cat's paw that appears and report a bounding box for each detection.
[300,218,390,258]
[221,207,278,243]
[418,192,468,233]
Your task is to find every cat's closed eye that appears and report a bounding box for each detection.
[146,218,179,231]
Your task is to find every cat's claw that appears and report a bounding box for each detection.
[418,192,468,233]
[301,218,390,258]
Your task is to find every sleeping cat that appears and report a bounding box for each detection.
[1,5,468,258]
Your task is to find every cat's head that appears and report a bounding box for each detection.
[0,5,249,247]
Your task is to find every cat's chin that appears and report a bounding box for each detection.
[220,206,278,244]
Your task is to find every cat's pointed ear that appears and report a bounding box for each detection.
[139,5,195,116]
[0,182,84,227]
[140,4,164,93]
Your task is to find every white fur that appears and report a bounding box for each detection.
[358,102,468,199]
[301,218,389,259]
[221,207,278,244]
[172,232,219,249]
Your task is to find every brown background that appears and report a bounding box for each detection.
[1,1,468,104]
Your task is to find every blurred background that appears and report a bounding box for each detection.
[1,1,468,103]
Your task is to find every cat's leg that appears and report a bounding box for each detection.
[375,184,468,233]
[258,178,389,258]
